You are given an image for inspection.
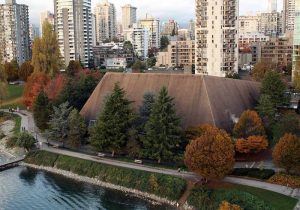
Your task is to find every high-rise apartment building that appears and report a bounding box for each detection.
[0,0,30,65]
[195,0,239,77]
[121,4,137,30]
[283,0,296,33]
[29,24,40,47]
[139,15,160,49]
[292,0,300,79]
[94,0,117,44]
[268,0,277,13]
[259,12,282,36]
[162,19,178,36]
[40,11,54,36]
[124,24,149,59]
[54,0,93,67]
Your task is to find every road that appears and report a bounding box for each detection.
[2,109,300,204]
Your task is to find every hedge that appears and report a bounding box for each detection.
[25,151,186,201]
[232,168,275,180]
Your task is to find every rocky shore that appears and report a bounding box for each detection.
[22,162,193,210]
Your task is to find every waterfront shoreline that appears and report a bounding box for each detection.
[21,162,193,210]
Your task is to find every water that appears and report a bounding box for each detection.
[0,167,175,210]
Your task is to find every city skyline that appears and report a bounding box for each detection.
[3,0,283,27]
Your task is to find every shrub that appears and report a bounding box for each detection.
[25,151,186,201]
[232,168,275,180]
[268,174,300,188]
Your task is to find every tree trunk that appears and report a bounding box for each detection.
[112,150,115,157]
[158,158,161,164]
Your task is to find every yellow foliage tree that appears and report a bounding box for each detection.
[31,20,61,77]
[184,126,235,179]
[273,133,300,174]
[233,110,265,138]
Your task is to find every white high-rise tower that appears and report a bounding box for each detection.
[54,0,93,67]
[122,4,137,30]
[195,0,239,77]
[283,0,296,33]
[268,0,277,12]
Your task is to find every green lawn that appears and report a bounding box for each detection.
[3,85,24,100]
[0,84,25,109]
[234,185,298,210]
[188,184,298,210]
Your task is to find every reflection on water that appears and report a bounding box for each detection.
[0,167,175,210]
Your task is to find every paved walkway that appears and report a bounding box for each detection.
[2,109,300,208]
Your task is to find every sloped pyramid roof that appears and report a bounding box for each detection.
[80,73,260,131]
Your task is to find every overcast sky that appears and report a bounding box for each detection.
[3,0,283,27]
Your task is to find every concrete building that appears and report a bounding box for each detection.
[162,19,178,36]
[0,0,30,65]
[239,16,260,34]
[54,0,93,67]
[195,0,239,77]
[261,35,293,67]
[259,12,282,36]
[283,0,296,33]
[178,29,189,41]
[292,0,300,79]
[124,24,149,59]
[40,11,54,36]
[188,19,195,40]
[94,0,117,43]
[121,4,137,30]
[156,40,195,68]
[93,42,134,68]
[139,15,160,49]
[268,0,277,13]
[239,32,270,44]
[29,24,39,48]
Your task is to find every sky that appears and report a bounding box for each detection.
[3,0,283,27]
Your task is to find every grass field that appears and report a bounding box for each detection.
[234,184,298,210]
[0,84,24,109]
[188,183,298,210]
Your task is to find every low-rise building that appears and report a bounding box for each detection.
[239,32,270,44]
[93,42,134,68]
[156,40,195,68]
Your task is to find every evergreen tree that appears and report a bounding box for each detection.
[142,87,182,163]
[261,71,287,107]
[67,109,87,149]
[256,94,276,125]
[46,102,73,147]
[33,91,52,130]
[31,20,61,77]
[90,83,135,156]
[139,92,155,128]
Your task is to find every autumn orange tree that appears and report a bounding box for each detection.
[44,74,65,101]
[233,110,265,138]
[23,72,50,108]
[273,133,300,174]
[235,136,268,154]
[219,201,242,210]
[251,61,277,81]
[184,126,235,179]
